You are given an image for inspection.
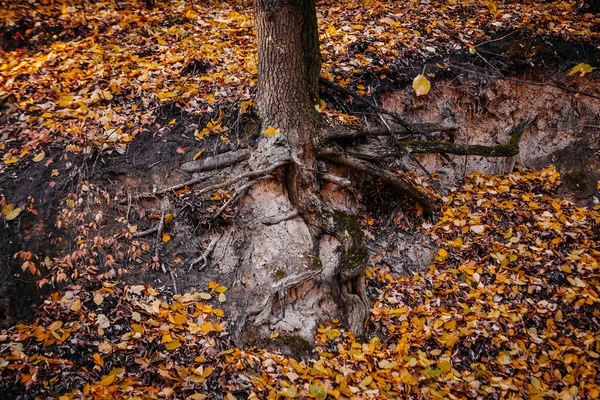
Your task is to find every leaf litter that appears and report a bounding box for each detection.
[1,0,600,399]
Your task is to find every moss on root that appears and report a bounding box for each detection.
[331,210,368,275]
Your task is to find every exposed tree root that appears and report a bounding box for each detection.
[180,149,251,173]
[319,148,439,214]
[318,172,351,187]
[189,234,221,272]
[341,116,536,159]
[323,119,459,140]
[262,209,299,225]
[135,160,287,200]
[155,204,167,273]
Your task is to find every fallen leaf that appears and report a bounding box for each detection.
[412,74,431,96]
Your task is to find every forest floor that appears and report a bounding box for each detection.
[1,0,600,399]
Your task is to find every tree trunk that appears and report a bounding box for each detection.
[218,1,368,350]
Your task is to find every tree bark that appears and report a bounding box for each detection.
[218,1,369,349]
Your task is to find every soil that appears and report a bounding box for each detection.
[1,31,599,329]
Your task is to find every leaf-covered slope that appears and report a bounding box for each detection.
[1,167,598,399]
[1,0,599,167]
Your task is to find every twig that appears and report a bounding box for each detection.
[135,173,213,199]
[126,192,132,223]
[155,205,166,273]
[180,149,251,173]
[132,226,159,238]
[189,234,222,272]
[169,268,178,294]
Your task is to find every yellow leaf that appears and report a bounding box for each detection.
[102,91,113,101]
[263,126,281,137]
[285,385,298,398]
[165,214,173,224]
[32,152,45,162]
[131,324,144,334]
[93,353,104,367]
[412,74,431,96]
[218,292,226,303]
[193,149,205,160]
[569,63,595,77]
[162,233,171,243]
[100,374,115,386]
[5,207,22,221]
[200,321,213,333]
[157,91,175,100]
[270,331,280,339]
[165,340,181,350]
[70,299,82,312]
[215,285,228,293]
[48,321,63,331]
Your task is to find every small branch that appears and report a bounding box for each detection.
[180,149,251,173]
[319,172,352,187]
[132,226,159,238]
[134,173,213,200]
[189,234,221,272]
[319,149,438,213]
[155,205,166,273]
[323,117,458,140]
[262,209,299,225]
[345,116,537,158]
[135,160,288,200]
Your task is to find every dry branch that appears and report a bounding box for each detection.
[324,118,459,140]
[345,116,536,158]
[180,149,251,173]
[132,226,159,238]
